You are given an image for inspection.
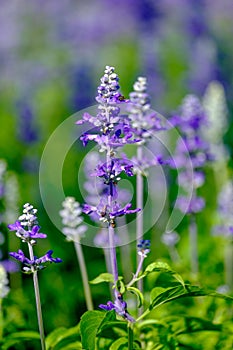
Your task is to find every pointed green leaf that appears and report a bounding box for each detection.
[127,286,144,308]
[90,273,114,284]
[135,261,185,287]
[150,284,233,311]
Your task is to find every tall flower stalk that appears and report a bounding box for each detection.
[60,197,93,310]
[8,203,62,350]
[77,65,139,321]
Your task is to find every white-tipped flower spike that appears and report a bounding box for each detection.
[203,81,228,143]
[60,197,87,242]
[18,203,38,228]
[0,264,9,299]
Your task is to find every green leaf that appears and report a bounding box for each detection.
[80,310,115,349]
[46,327,67,349]
[2,331,40,350]
[109,337,128,350]
[135,261,185,287]
[127,286,144,308]
[90,273,114,284]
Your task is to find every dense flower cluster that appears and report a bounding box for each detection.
[60,197,87,242]
[170,95,212,214]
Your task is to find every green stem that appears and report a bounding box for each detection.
[128,322,134,350]
[28,244,46,350]
[74,241,93,310]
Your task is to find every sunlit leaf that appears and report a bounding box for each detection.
[90,273,114,284]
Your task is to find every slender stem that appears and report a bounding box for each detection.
[224,240,233,290]
[118,217,133,283]
[168,246,181,264]
[127,254,144,288]
[136,146,144,314]
[106,141,119,296]
[128,322,134,350]
[28,244,46,350]
[189,215,198,277]
[74,241,93,310]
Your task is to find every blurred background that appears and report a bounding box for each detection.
[0,0,233,337]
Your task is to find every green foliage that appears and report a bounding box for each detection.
[45,324,80,350]
[1,331,40,350]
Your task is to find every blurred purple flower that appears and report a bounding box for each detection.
[176,195,205,214]
[17,102,39,144]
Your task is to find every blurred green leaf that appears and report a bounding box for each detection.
[45,324,80,350]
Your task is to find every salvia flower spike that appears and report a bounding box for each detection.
[8,203,62,350]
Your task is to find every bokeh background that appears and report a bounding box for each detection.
[1,0,233,338]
